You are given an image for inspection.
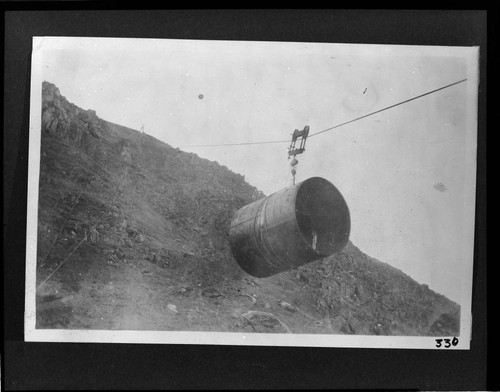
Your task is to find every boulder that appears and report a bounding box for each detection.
[240,311,291,333]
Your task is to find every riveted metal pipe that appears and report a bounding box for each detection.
[228,177,350,278]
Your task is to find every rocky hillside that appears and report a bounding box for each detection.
[35,81,460,336]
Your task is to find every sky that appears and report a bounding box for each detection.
[38,37,478,304]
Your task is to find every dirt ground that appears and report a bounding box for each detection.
[35,238,335,334]
[35,233,459,336]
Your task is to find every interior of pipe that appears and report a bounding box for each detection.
[295,178,350,255]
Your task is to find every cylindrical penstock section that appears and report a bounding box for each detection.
[228,177,350,278]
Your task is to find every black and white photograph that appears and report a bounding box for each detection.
[24,36,478,348]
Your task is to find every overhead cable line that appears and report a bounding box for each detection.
[181,139,289,148]
[180,78,467,148]
[308,78,467,138]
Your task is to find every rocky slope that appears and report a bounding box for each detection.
[34,81,460,336]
